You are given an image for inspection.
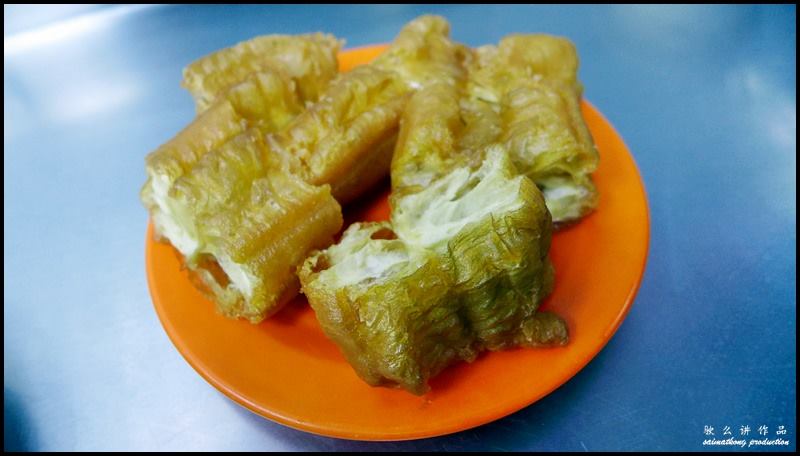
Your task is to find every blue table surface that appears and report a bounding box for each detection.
[4,4,796,451]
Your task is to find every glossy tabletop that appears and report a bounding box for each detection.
[4,4,796,451]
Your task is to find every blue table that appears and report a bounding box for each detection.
[4,5,796,451]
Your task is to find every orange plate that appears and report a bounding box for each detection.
[145,45,650,441]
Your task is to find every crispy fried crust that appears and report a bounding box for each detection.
[182,33,342,112]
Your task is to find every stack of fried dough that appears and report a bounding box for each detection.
[141,15,599,394]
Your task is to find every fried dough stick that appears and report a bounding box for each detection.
[171,130,343,321]
[183,33,342,112]
[468,35,600,224]
[142,34,342,320]
[142,32,341,254]
[144,17,473,321]
[141,71,309,254]
[301,79,566,395]
[271,14,471,203]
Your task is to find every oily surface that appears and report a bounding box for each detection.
[145,42,649,442]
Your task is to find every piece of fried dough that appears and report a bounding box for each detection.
[182,33,342,112]
[144,17,474,322]
[467,35,599,224]
[301,82,566,395]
